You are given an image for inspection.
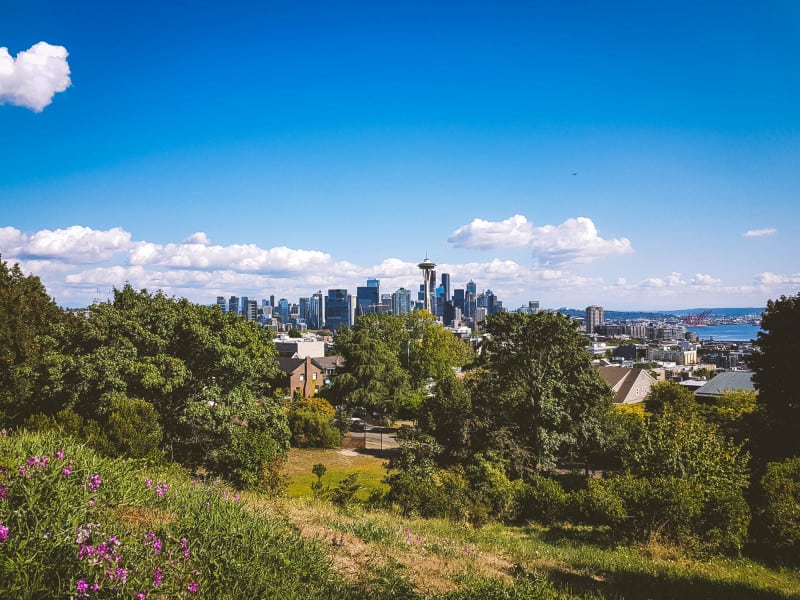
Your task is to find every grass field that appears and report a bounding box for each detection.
[283,447,389,500]
[277,449,800,599]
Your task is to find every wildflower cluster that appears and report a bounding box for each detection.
[397,526,477,558]
[145,478,169,497]
[0,446,201,597]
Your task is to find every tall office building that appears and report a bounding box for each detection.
[585,305,604,334]
[240,296,249,316]
[453,288,465,314]
[325,289,350,331]
[216,296,226,313]
[244,299,258,321]
[310,291,325,330]
[465,280,477,319]
[392,287,412,315]
[228,296,239,315]
[299,297,310,323]
[440,273,451,304]
[356,283,380,320]
[278,298,290,324]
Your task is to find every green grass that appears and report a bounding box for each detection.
[283,447,388,500]
[4,433,799,599]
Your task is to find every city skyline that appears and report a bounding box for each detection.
[2,2,798,310]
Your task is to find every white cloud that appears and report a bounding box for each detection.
[756,272,800,286]
[129,240,333,274]
[448,214,632,264]
[182,232,211,245]
[0,42,71,112]
[24,226,132,263]
[743,228,777,238]
[448,215,534,249]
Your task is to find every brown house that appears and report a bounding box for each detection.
[274,355,345,399]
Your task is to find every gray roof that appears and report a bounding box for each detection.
[694,371,756,398]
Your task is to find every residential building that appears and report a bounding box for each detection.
[596,366,656,404]
[585,305,604,334]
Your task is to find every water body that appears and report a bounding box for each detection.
[687,324,761,342]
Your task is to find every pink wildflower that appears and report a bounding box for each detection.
[187,581,199,593]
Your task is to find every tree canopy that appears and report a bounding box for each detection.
[330,312,474,419]
[749,292,800,462]
[469,311,613,475]
[0,255,67,424]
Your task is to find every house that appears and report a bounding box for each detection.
[595,366,657,404]
[274,355,345,398]
[694,370,756,402]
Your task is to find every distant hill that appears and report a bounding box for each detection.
[555,307,765,320]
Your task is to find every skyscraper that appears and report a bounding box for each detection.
[216,296,226,313]
[392,287,412,315]
[310,291,325,330]
[585,305,604,334]
[356,283,379,320]
[325,289,350,331]
[228,296,239,315]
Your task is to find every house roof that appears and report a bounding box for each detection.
[694,371,756,398]
[311,355,345,370]
[276,357,305,374]
[595,366,655,404]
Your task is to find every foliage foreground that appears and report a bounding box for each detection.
[3,435,800,600]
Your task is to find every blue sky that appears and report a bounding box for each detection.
[1,1,798,310]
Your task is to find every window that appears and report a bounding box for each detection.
[312,373,317,380]
[299,374,304,381]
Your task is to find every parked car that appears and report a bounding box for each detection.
[349,417,366,431]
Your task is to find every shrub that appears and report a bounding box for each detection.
[757,457,800,558]
[569,478,626,528]
[106,395,163,459]
[287,398,341,448]
[519,475,568,526]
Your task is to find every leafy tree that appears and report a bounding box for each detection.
[0,256,67,424]
[37,284,288,487]
[756,457,800,557]
[749,293,800,462]
[418,373,471,459]
[644,380,697,415]
[470,311,613,475]
[331,312,473,420]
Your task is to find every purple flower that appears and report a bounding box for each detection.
[86,474,102,493]
[152,566,163,587]
[0,524,9,542]
[76,579,88,595]
[145,478,152,488]
[134,592,146,600]
[187,581,199,593]
[62,466,72,477]
[0,484,7,500]
[55,450,65,460]
[152,538,163,555]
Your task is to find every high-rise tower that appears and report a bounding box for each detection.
[585,305,604,334]
[417,257,436,313]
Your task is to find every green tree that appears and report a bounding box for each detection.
[38,284,288,487]
[749,293,800,462]
[0,256,67,424]
[644,380,697,415]
[331,312,473,420]
[470,311,613,475]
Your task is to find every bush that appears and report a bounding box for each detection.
[106,395,163,459]
[465,453,525,523]
[519,476,568,526]
[569,478,626,528]
[287,398,341,449]
[757,457,800,558]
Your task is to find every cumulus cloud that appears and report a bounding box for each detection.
[0,42,71,112]
[129,240,333,274]
[0,226,132,263]
[756,272,800,286]
[743,228,777,238]
[25,226,132,262]
[448,214,632,264]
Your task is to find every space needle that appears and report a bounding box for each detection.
[417,256,436,313]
